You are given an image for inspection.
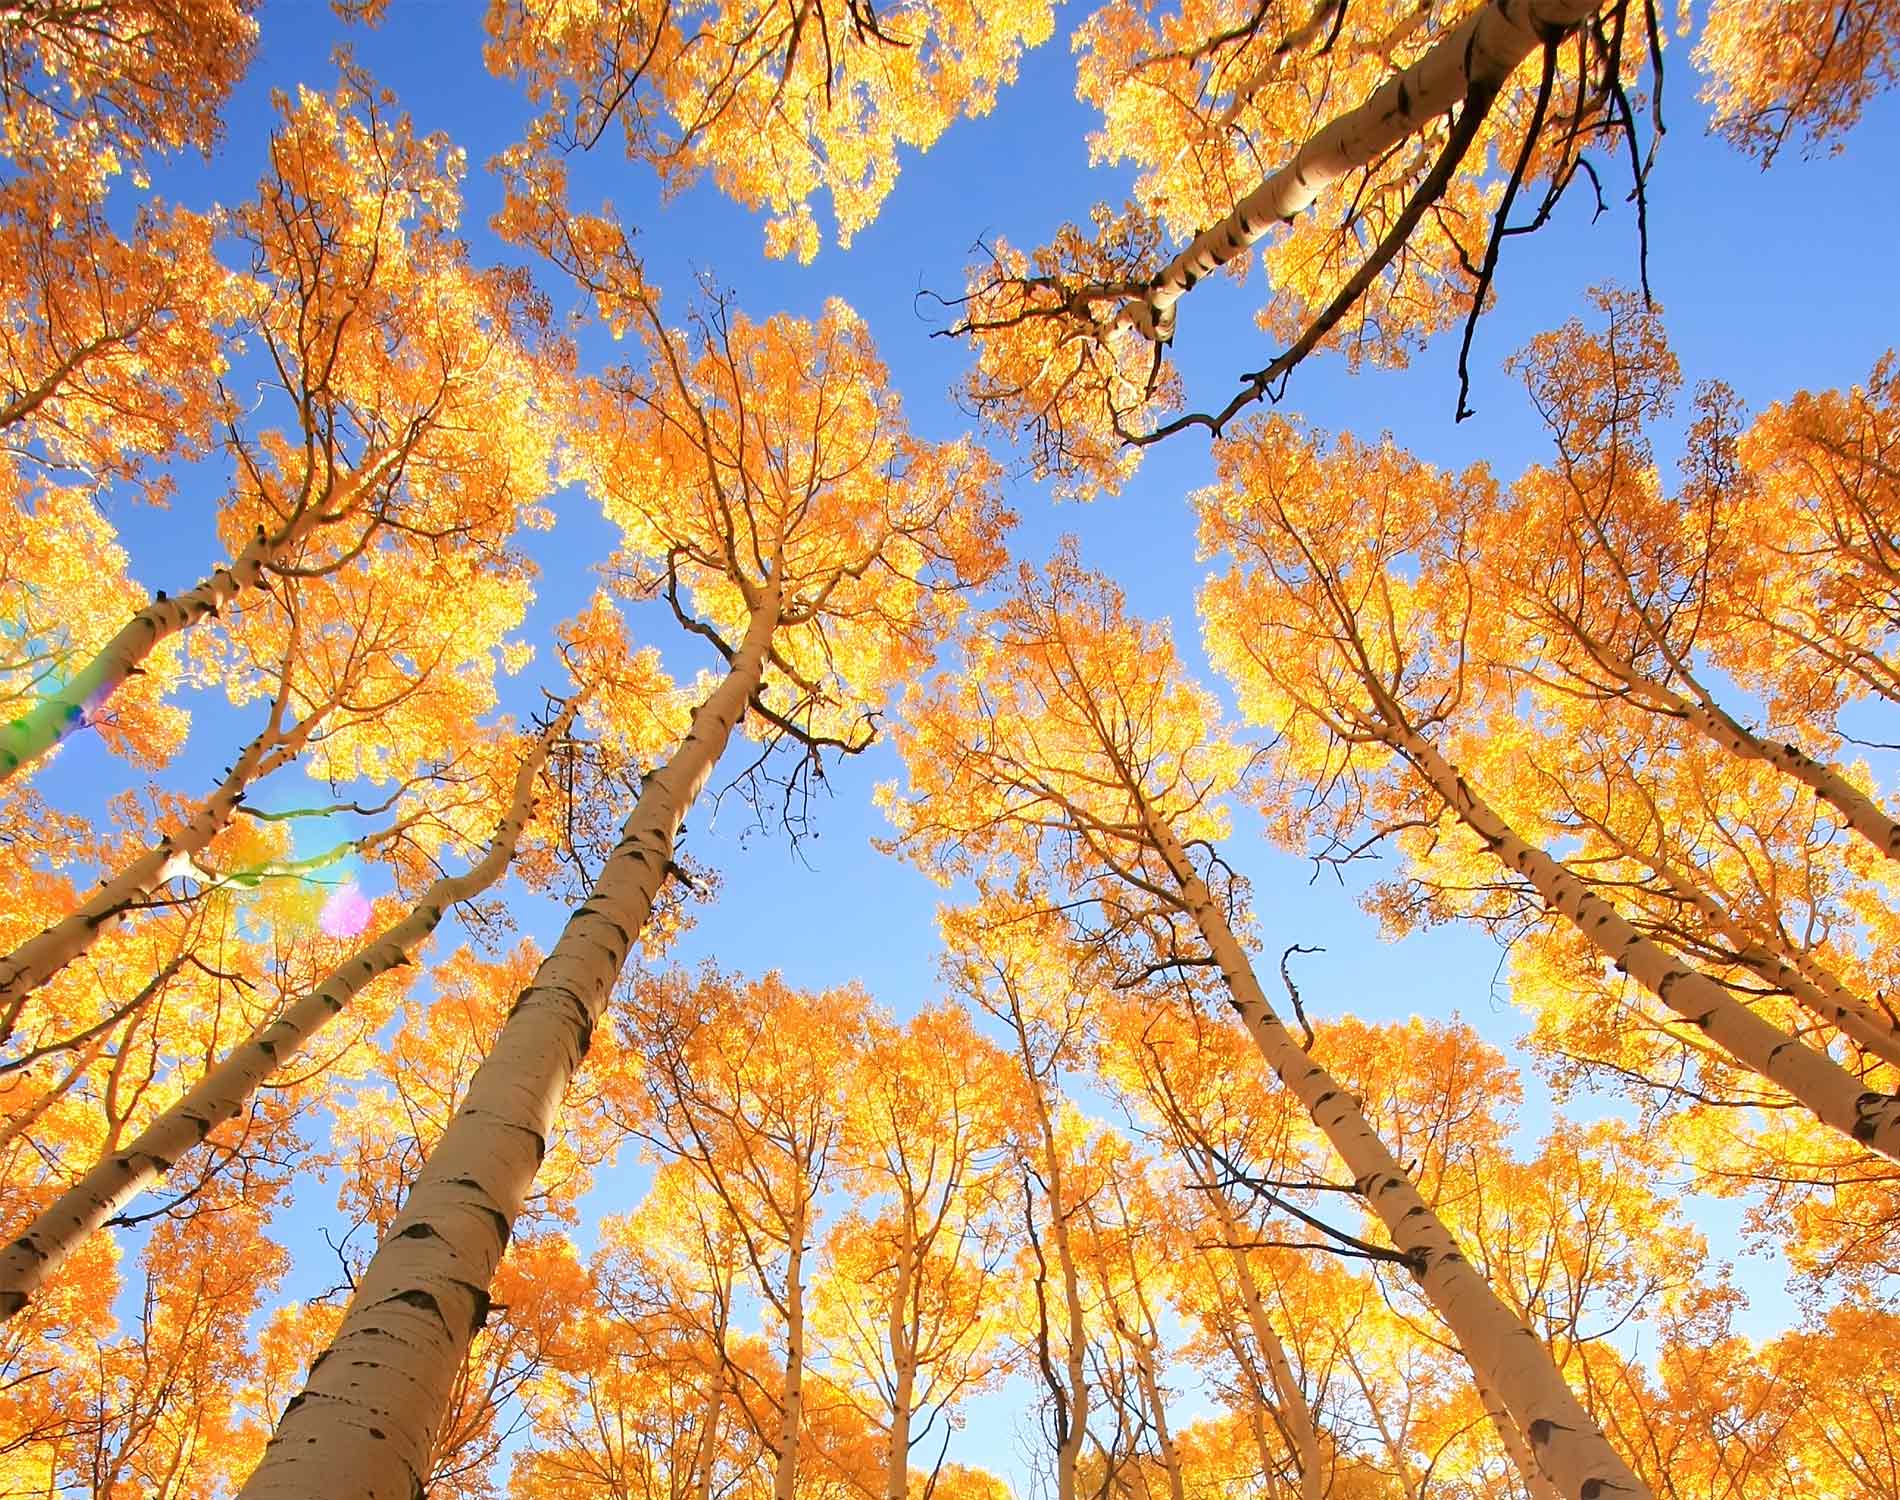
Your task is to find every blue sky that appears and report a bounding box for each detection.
[30,0,1900,1486]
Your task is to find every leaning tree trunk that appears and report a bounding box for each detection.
[0,702,578,1321]
[1139,808,1652,1500]
[0,709,317,1041]
[1612,831,1900,1073]
[1596,638,1900,870]
[0,451,399,785]
[1199,1157,1324,1500]
[1130,0,1606,338]
[1380,720,1900,1159]
[235,581,782,1500]
[1477,1370,1566,1500]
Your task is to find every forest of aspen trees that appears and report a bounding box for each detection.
[0,1,1897,1497]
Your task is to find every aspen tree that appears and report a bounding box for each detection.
[0,700,584,1320]
[886,554,1650,1500]
[820,1005,1013,1500]
[1098,993,1331,1500]
[0,517,535,1034]
[487,0,1058,261]
[237,278,1004,1500]
[955,0,1661,490]
[942,897,1099,1500]
[1200,417,1900,1162]
[1492,294,1900,866]
[0,70,549,783]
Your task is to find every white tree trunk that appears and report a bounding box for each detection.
[0,703,576,1320]
[1141,809,1651,1500]
[1477,1370,1565,1500]
[885,1232,916,1500]
[1385,723,1900,1158]
[0,712,316,1039]
[1204,1175,1323,1500]
[1132,0,1604,338]
[1634,668,1900,867]
[1623,836,1900,1072]
[0,450,401,785]
[774,1229,807,1500]
[235,585,781,1500]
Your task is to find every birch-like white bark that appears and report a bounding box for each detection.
[1011,1017,1090,1500]
[774,1228,807,1500]
[1612,834,1900,1072]
[1477,1370,1566,1500]
[1623,665,1900,867]
[235,582,781,1500]
[0,703,576,1320]
[0,711,317,1039]
[885,1233,916,1500]
[0,452,401,785]
[1203,1170,1324,1500]
[1140,809,1651,1500]
[1132,0,1603,338]
[1385,724,1900,1158]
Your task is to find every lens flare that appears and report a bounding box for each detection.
[319,881,373,939]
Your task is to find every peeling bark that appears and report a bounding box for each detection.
[236,585,781,1500]
[0,702,576,1322]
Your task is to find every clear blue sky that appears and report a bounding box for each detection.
[37,0,1900,1484]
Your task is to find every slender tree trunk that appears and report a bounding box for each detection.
[1203,1174,1323,1500]
[0,450,399,785]
[689,1370,724,1500]
[0,710,315,1040]
[1613,832,1900,1071]
[1130,0,1604,338]
[235,584,781,1500]
[1139,807,1652,1500]
[775,1228,806,1500]
[0,703,576,1321]
[885,1232,916,1500]
[1130,1334,1186,1500]
[1477,1370,1565,1500]
[1382,722,1900,1158]
[1598,640,1900,867]
[1010,1019,1090,1500]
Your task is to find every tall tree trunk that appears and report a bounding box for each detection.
[1476,1369,1566,1500]
[0,450,399,785]
[1009,1015,1090,1500]
[689,1368,724,1500]
[1604,828,1900,1072]
[0,704,317,1040]
[1129,1333,1186,1500]
[1590,635,1900,868]
[1139,807,1652,1500]
[775,1227,806,1500]
[236,583,781,1500]
[1130,0,1604,338]
[885,1230,916,1500]
[1201,1168,1323,1500]
[1381,720,1900,1158]
[0,702,576,1320]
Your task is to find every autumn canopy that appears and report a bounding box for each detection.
[1,2,1897,1499]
